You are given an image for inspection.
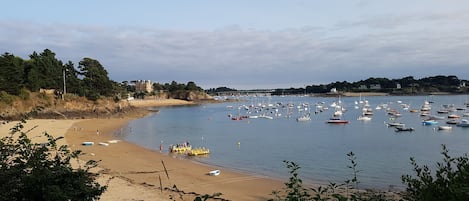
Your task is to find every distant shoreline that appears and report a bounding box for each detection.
[334,92,389,97]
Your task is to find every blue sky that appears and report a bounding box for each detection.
[1,0,469,89]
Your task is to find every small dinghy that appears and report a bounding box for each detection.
[98,142,109,146]
[209,169,221,176]
[82,141,94,146]
[395,127,414,132]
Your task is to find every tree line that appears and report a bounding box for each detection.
[278,75,468,95]
[0,49,203,101]
[0,49,120,100]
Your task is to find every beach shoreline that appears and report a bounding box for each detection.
[63,99,285,200]
[0,98,286,200]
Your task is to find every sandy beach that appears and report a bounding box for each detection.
[1,99,285,201]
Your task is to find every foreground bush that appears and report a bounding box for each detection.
[0,111,106,201]
[272,146,469,201]
[401,144,469,201]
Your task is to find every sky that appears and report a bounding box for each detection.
[1,0,469,90]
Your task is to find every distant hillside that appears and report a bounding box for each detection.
[206,75,469,96]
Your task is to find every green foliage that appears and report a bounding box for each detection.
[272,146,469,201]
[150,81,203,94]
[270,75,467,95]
[0,53,24,95]
[401,144,469,201]
[78,58,115,98]
[0,49,128,101]
[345,152,360,190]
[270,160,312,201]
[271,153,394,201]
[27,49,64,91]
[0,110,107,201]
[18,88,30,100]
[185,81,203,91]
[205,86,237,94]
[0,91,15,105]
[283,160,312,200]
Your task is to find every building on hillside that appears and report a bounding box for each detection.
[135,80,153,93]
[370,84,381,90]
[358,85,367,90]
[396,83,402,89]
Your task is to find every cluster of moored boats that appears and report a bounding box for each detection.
[385,100,469,132]
[225,97,469,131]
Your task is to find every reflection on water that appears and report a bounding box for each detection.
[123,95,469,189]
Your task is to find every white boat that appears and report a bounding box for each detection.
[448,114,461,119]
[259,114,274,119]
[438,125,452,130]
[209,169,221,176]
[357,116,372,121]
[386,122,405,127]
[297,113,311,122]
[456,119,469,127]
[98,142,109,146]
[422,120,438,126]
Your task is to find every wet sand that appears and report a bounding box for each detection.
[67,119,285,200]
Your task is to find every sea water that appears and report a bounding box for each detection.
[119,95,469,189]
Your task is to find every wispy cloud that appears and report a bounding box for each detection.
[1,15,469,89]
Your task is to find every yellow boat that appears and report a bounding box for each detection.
[169,145,192,153]
[187,147,210,156]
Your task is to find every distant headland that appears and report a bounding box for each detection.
[206,75,468,97]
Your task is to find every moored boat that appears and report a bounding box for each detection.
[187,147,210,156]
[456,119,469,127]
[297,113,311,122]
[395,126,414,132]
[170,143,192,153]
[386,122,405,127]
[438,125,452,130]
[422,120,438,125]
[357,115,372,121]
[448,114,461,119]
[427,115,445,120]
[446,119,459,124]
[326,118,349,124]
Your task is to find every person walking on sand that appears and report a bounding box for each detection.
[96,129,99,135]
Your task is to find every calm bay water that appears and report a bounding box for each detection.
[118,95,469,189]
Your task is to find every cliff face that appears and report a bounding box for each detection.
[1,94,140,120]
[0,91,214,120]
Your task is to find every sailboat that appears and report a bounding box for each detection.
[297,113,311,122]
[327,96,349,124]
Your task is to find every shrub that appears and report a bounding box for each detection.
[0,110,107,201]
[401,144,469,201]
[0,91,14,105]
